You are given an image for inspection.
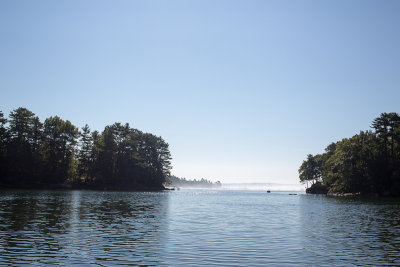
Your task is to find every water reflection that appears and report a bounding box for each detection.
[2,190,400,266]
[0,190,169,266]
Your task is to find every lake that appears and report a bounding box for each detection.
[0,189,399,266]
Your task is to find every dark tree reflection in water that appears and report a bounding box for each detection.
[1,190,400,266]
[0,190,169,266]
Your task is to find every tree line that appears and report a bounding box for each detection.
[0,107,172,190]
[167,175,222,188]
[299,112,400,196]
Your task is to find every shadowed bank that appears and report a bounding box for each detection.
[0,108,172,191]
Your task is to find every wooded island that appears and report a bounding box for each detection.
[167,175,222,188]
[0,107,172,190]
[299,112,400,197]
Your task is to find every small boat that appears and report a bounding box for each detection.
[267,190,271,193]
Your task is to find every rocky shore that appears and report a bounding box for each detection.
[326,191,361,197]
[305,182,362,197]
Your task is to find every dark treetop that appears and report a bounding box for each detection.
[299,112,400,197]
[0,107,172,190]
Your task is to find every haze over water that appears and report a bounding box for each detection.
[1,189,399,266]
[1,1,400,185]
[1,1,399,265]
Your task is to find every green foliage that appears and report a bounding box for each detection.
[299,154,322,185]
[77,124,93,182]
[6,108,43,184]
[42,116,79,184]
[300,112,400,196]
[0,107,172,190]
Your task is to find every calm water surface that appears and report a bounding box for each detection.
[0,189,399,266]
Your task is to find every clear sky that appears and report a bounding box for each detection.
[1,0,399,185]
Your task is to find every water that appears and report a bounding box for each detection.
[0,189,399,266]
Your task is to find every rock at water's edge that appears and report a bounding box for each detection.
[327,191,361,197]
[305,183,328,194]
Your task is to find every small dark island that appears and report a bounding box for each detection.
[300,112,400,197]
[0,107,172,191]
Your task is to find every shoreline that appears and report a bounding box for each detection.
[0,183,168,192]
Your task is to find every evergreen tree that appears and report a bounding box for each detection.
[43,116,79,184]
[77,124,93,182]
[1,106,172,190]
[6,108,43,185]
[300,112,400,196]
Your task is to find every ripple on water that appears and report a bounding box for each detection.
[0,190,400,266]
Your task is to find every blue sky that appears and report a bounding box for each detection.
[1,0,399,184]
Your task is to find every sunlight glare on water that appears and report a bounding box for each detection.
[0,189,399,266]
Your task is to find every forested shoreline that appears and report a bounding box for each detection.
[299,112,400,197]
[167,175,222,188]
[0,107,172,191]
